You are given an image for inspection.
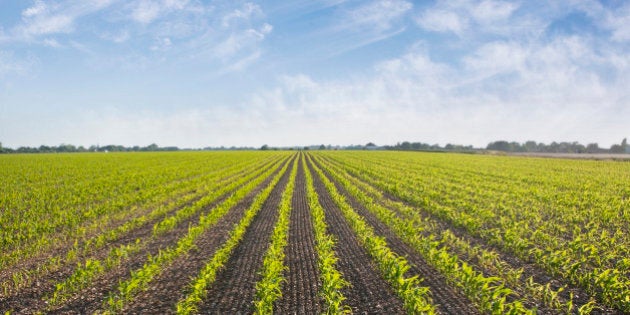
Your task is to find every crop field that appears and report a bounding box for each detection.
[1,151,629,314]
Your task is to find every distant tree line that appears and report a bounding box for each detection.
[383,141,474,152]
[486,138,629,154]
[0,143,179,154]
[2,138,628,154]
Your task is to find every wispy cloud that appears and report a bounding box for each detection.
[14,0,119,39]
[315,0,412,56]
[1,1,272,73]
[42,38,63,48]
[417,9,467,35]
[222,3,263,28]
[220,50,262,74]
[129,0,196,25]
[242,31,629,147]
[343,0,412,32]
[214,23,272,58]
[417,0,520,36]
[574,0,630,42]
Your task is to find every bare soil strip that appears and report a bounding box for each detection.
[0,158,278,298]
[318,155,616,313]
[275,159,322,314]
[197,158,295,313]
[120,159,293,313]
[313,157,479,314]
[1,191,226,314]
[306,159,405,314]
[0,162,225,281]
[39,159,288,314]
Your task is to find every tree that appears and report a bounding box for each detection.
[487,141,511,151]
[319,144,326,150]
[610,144,624,153]
[586,143,600,153]
[366,142,376,147]
[146,143,159,151]
[524,141,538,152]
[260,144,269,151]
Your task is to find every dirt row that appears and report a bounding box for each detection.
[121,157,292,313]
[0,160,248,283]
[8,151,584,314]
[305,158,406,313]
[0,158,278,292]
[275,159,321,314]
[308,156,480,314]
[0,157,288,314]
[197,156,295,313]
[314,154,622,314]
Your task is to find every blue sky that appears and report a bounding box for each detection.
[1,0,629,148]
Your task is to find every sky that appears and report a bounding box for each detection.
[0,0,629,148]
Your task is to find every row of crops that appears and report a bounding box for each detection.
[1,151,628,314]
[314,151,630,313]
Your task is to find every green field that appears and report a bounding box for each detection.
[1,151,628,314]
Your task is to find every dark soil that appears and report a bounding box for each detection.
[197,157,295,313]
[0,158,278,297]
[311,156,480,315]
[120,157,295,314]
[275,158,322,314]
[0,158,288,314]
[316,154,622,314]
[306,158,406,314]
[0,189,215,314]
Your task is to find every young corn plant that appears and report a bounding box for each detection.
[307,154,436,314]
[312,154,534,315]
[302,156,351,314]
[175,157,294,315]
[102,158,291,314]
[253,157,299,314]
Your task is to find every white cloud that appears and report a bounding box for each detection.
[463,41,526,76]
[240,33,629,147]
[131,0,163,24]
[129,0,198,24]
[222,50,262,73]
[13,0,119,39]
[601,3,630,42]
[2,1,271,72]
[472,0,519,22]
[569,0,630,42]
[221,3,263,28]
[213,23,272,63]
[346,0,412,32]
[417,0,520,36]
[417,9,467,35]
[318,0,412,56]
[20,14,74,36]
[22,0,47,18]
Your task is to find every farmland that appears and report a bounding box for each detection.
[1,151,629,314]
